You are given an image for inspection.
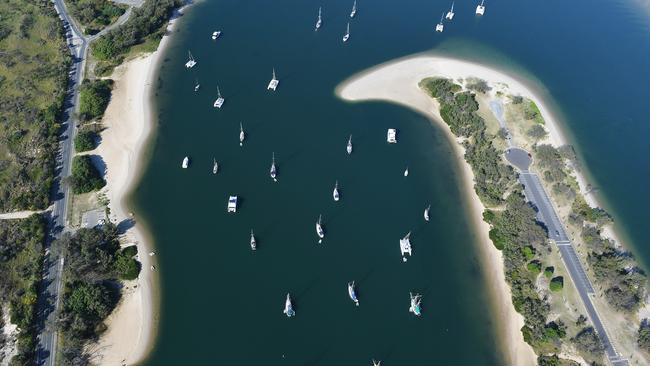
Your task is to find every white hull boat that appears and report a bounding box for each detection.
[250,230,256,251]
[404,167,409,177]
[213,86,224,108]
[239,122,245,146]
[283,293,295,317]
[182,156,189,169]
[400,231,412,262]
[315,7,322,30]
[424,205,430,221]
[211,31,221,40]
[348,281,359,306]
[194,80,200,92]
[268,68,279,91]
[213,159,218,174]
[350,0,357,18]
[446,1,455,20]
[227,195,238,213]
[436,14,444,32]
[333,181,340,202]
[270,152,277,181]
[316,214,325,243]
[343,23,350,42]
[185,51,196,68]
[387,128,397,143]
[346,135,353,155]
[476,0,485,15]
[409,292,422,316]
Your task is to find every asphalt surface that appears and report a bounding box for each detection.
[35,2,131,365]
[505,150,629,366]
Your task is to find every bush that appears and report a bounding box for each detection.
[79,79,112,121]
[74,130,97,152]
[572,327,604,356]
[114,246,141,280]
[527,261,542,275]
[527,125,547,141]
[71,155,105,194]
[544,266,554,279]
[549,276,564,292]
[638,319,650,352]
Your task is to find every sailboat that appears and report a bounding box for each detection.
[213,86,224,108]
[435,14,444,32]
[476,0,485,15]
[446,1,455,20]
[404,166,409,177]
[250,230,257,251]
[182,156,189,169]
[270,152,277,182]
[348,281,359,306]
[333,181,340,202]
[315,7,322,31]
[239,122,245,146]
[211,30,221,40]
[316,214,325,243]
[400,231,412,262]
[267,68,279,91]
[212,158,218,174]
[372,360,381,366]
[409,292,422,316]
[424,204,430,221]
[185,51,196,68]
[283,293,295,317]
[346,135,353,155]
[194,79,200,92]
[342,22,350,42]
[350,0,357,18]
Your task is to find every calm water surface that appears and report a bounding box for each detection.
[134,0,650,364]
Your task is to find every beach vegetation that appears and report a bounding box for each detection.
[67,0,126,34]
[544,266,555,279]
[71,155,105,194]
[466,78,491,94]
[0,214,46,364]
[74,130,98,152]
[527,125,548,141]
[114,245,141,280]
[527,260,542,275]
[572,197,612,227]
[549,276,564,292]
[638,319,650,352]
[0,0,71,212]
[572,326,605,357]
[512,95,524,104]
[79,79,113,121]
[524,100,544,124]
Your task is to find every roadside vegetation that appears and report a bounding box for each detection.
[92,0,182,75]
[73,130,98,152]
[0,0,71,212]
[79,79,113,122]
[66,0,126,35]
[70,155,105,194]
[0,215,47,365]
[56,223,140,364]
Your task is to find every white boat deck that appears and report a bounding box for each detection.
[387,128,397,143]
[227,195,238,213]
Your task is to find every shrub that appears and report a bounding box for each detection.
[638,319,650,352]
[549,276,564,292]
[572,327,604,356]
[79,79,112,121]
[527,261,542,275]
[527,125,547,141]
[544,266,554,278]
[114,246,141,280]
[74,130,97,152]
[71,156,105,194]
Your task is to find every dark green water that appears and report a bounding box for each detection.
[134,0,650,364]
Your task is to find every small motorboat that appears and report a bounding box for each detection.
[404,166,409,177]
[250,230,257,251]
[211,31,221,40]
[315,7,322,31]
[182,156,189,169]
[346,135,353,155]
[283,293,295,317]
[342,22,350,42]
[212,159,218,174]
[348,281,359,306]
[270,152,277,182]
[333,181,340,202]
[239,122,245,146]
[424,204,430,221]
[194,79,200,92]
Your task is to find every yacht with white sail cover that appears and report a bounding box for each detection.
[182,156,189,169]
[476,0,485,15]
[268,68,279,91]
[283,293,295,317]
[348,281,359,306]
[213,86,224,108]
[333,181,340,201]
[400,232,412,262]
[250,230,256,251]
[316,215,325,243]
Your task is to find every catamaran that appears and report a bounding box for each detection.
[270,152,277,181]
[212,158,218,174]
[404,166,409,177]
[342,22,350,42]
[211,31,221,40]
[446,1,455,20]
[185,51,196,68]
[424,204,430,221]
[476,0,485,15]
[239,122,245,146]
[250,230,257,251]
[333,181,340,202]
[387,128,397,143]
[409,292,422,316]
[316,214,325,243]
[350,0,357,18]
[315,7,322,31]
[346,135,353,155]
[400,231,412,262]
[194,79,200,92]
[227,195,238,213]
[182,156,189,169]
[372,360,381,366]
[283,293,295,317]
[435,14,444,32]
[348,281,359,306]
[213,86,224,108]
[267,68,279,91]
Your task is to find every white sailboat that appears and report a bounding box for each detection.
[372,360,381,366]
[212,158,218,174]
[348,281,359,306]
[342,22,350,42]
[409,292,422,316]
[346,135,353,155]
[213,86,224,108]
[387,128,397,143]
[283,293,295,317]
[267,68,279,91]
[316,214,325,243]
[435,14,444,32]
[211,31,221,40]
[181,156,189,169]
[400,231,412,262]
[239,122,245,146]
[476,0,485,15]
[194,79,200,92]
[350,0,357,18]
[270,152,277,181]
[250,230,257,251]
[404,166,409,177]
[424,204,430,221]
[315,7,322,31]
[333,181,340,202]
[185,51,196,68]
[446,1,455,20]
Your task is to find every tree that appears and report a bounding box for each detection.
[572,327,604,356]
[638,319,650,352]
[527,125,547,141]
[549,276,564,292]
[71,155,105,194]
[74,130,97,152]
[79,80,112,121]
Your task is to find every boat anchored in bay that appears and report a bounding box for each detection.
[267,68,279,91]
[212,158,218,174]
[250,230,257,251]
[446,1,455,19]
[409,292,422,316]
[316,214,325,243]
[424,204,430,221]
[476,0,485,15]
[239,122,245,146]
[315,7,322,31]
[343,22,350,42]
[346,135,353,155]
[185,50,196,68]
[270,152,277,182]
[350,0,357,18]
[333,181,340,202]
[435,14,444,32]
[400,231,412,262]
[213,86,225,108]
[211,30,221,40]
[348,281,359,306]
[182,156,189,169]
[283,293,295,317]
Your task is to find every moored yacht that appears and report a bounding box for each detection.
[182,156,189,169]
[348,281,359,306]
[227,195,238,213]
[342,22,350,42]
[270,152,277,181]
[400,231,412,262]
[333,181,340,202]
[476,0,485,15]
[213,158,218,174]
[316,214,325,243]
[185,51,196,68]
[446,1,455,20]
[409,292,422,316]
[194,79,200,92]
[350,0,357,18]
[250,230,257,251]
[211,31,221,40]
[424,204,430,221]
[213,86,224,108]
[268,68,279,91]
[239,122,245,146]
[404,166,409,177]
[372,360,381,366]
[346,135,353,155]
[435,14,444,32]
[283,293,295,317]
[315,7,322,31]
[387,128,397,143]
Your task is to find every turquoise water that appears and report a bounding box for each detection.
[134,0,650,364]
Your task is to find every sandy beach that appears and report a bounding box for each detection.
[335,54,559,366]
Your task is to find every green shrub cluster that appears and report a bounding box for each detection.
[71,155,105,194]
[74,130,98,152]
[67,0,126,34]
[638,319,650,353]
[549,276,564,292]
[79,79,113,121]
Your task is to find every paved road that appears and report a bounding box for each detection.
[505,151,629,366]
[35,2,132,365]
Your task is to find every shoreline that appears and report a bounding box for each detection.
[87,4,192,364]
